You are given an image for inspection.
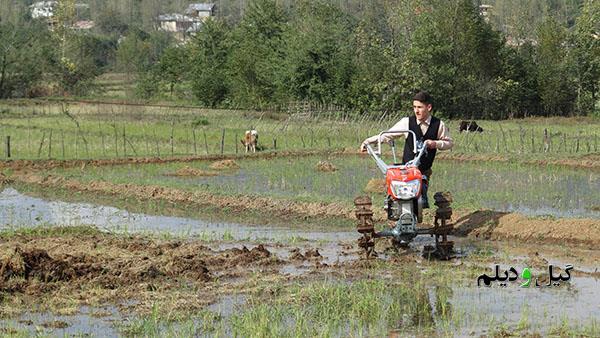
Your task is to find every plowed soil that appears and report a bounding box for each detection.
[0,150,340,171]
[0,229,281,315]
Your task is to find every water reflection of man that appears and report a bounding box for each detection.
[360,91,453,207]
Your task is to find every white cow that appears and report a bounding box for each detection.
[241,130,258,153]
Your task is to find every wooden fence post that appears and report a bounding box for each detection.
[5,136,10,159]
[203,129,208,154]
[61,131,65,159]
[170,121,175,156]
[102,133,107,157]
[113,124,119,157]
[153,129,160,157]
[192,127,197,155]
[220,129,225,154]
[123,127,127,157]
[37,132,46,158]
[48,129,52,158]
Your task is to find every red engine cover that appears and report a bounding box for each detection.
[386,166,422,198]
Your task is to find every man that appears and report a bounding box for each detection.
[360,91,453,207]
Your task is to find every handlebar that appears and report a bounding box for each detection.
[374,130,418,155]
[366,130,427,175]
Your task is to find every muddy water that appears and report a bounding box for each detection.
[159,155,600,219]
[1,187,598,335]
[448,276,600,335]
[0,187,355,242]
[0,305,122,337]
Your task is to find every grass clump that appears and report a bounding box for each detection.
[229,278,437,337]
[0,225,101,239]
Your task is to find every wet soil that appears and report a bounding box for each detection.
[5,170,600,246]
[0,229,281,315]
[0,149,340,171]
[1,150,598,172]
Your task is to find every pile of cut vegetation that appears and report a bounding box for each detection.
[210,160,240,170]
[165,166,219,177]
[315,160,337,172]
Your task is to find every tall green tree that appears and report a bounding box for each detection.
[405,0,504,119]
[570,0,599,115]
[227,0,288,108]
[535,17,575,115]
[189,18,231,107]
[0,20,53,98]
[281,0,354,105]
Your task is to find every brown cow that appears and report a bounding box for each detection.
[459,120,484,133]
[240,130,258,153]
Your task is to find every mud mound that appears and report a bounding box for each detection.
[364,178,385,193]
[315,161,337,172]
[1,247,75,284]
[453,210,600,246]
[210,160,240,170]
[165,166,219,177]
[289,248,322,261]
[0,172,12,184]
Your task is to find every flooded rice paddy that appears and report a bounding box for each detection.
[0,187,598,336]
[51,154,600,219]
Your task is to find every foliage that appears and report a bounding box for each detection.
[189,18,231,107]
[227,0,288,108]
[1,0,598,118]
[0,20,53,98]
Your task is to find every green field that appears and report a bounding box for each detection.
[0,100,598,161]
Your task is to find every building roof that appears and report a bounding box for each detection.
[157,13,202,22]
[30,1,57,18]
[185,3,215,14]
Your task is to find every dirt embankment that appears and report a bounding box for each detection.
[452,210,600,247]
[0,229,278,313]
[436,153,600,170]
[1,150,598,172]
[10,172,354,221]
[0,149,342,171]
[7,172,600,247]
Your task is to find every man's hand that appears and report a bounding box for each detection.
[360,141,369,153]
[425,140,438,149]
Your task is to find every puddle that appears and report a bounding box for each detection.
[0,305,122,337]
[206,295,247,318]
[447,276,600,335]
[0,187,356,242]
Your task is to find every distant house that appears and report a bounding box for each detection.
[29,1,93,30]
[185,3,216,18]
[157,14,203,41]
[157,3,215,41]
[30,1,57,19]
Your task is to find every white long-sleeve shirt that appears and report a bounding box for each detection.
[362,115,454,150]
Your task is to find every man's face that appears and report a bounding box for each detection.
[413,100,432,121]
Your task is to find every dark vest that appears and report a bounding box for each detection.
[402,115,440,172]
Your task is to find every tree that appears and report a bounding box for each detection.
[156,46,189,97]
[535,17,575,115]
[0,20,53,98]
[281,0,354,105]
[189,18,231,107]
[227,0,288,108]
[570,0,599,115]
[405,0,504,119]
